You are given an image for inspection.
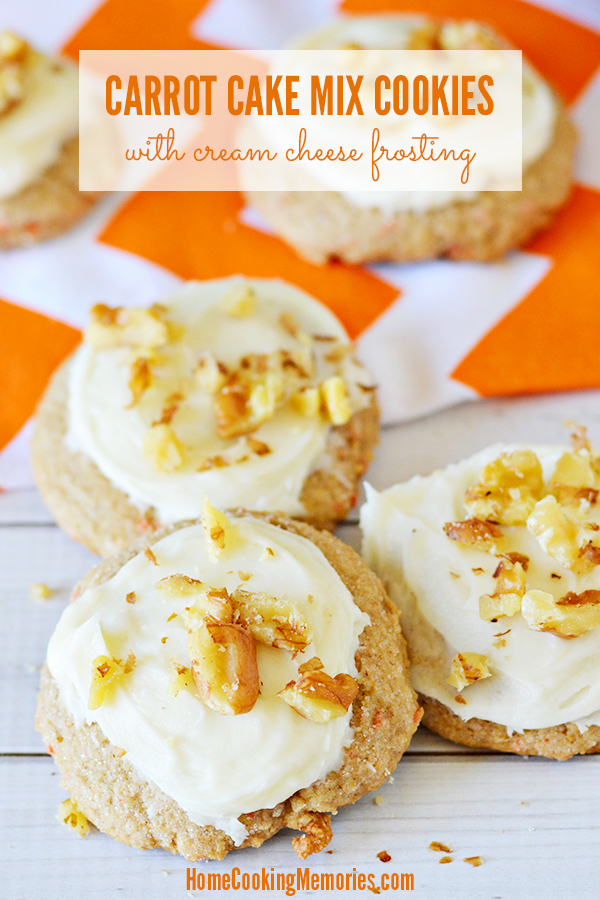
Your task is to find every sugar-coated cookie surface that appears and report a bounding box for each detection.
[0,33,98,246]
[361,433,600,758]
[32,277,379,556]
[36,512,420,859]
[246,15,576,265]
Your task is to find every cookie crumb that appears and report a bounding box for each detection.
[377,851,391,863]
[58,798,89,837]
[145,547,159,566]
[464,856,483,867]
[31,582,52,601]
[430,842,452,853]
[373,795,384,805]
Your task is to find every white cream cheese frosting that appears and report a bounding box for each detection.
[361,444,600,734]
[250,15,556,214]
[0,47,78,201]
[66,277,372,523]
[47,516,369,844]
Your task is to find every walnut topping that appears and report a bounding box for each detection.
[447,652,491,691]
[168,663,195,697]
[569,422,591,453]
[444,518,503,551]
[231,589,313,655]
[500,551,530,571]
[377,851,392,863]
[279,312,300,336]
[127,357,152,407]
[153,391,183,427]
[479,560,526,621]
[439,856,453,864]
[430,842,452,853]
[143,423,183,472]
[144,546,159,566]
[298,656,325,674]
[526,495,600,573]
[246,436,271,456]
[291,812,333,859]
[221,283,256,317]
[155,574,207,598]
[463,450,544,526]
[521,589,600,638]
[85,304,169,350]
[126,591,136,604]
[58,799,90,838]
[464,856,483,867]
[440,21,499,50]
[291,386,321,417]
[278,669,358,722]
[320,376,352,426]
[197,454,232,472]
[30,582,52,600]
[183,587,234,626]
[549,450,600,507]
[0,32,29,118]
[186,619,259,715]
[201,499,231,558]
[406,22,442,49]
[88,652,136,710]
[214,350,314,439]
[195,351,229,394]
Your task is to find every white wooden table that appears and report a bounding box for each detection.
[2,390,600,900]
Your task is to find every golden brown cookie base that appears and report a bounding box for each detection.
[36,514,421,860]
[31,358,379,557]
[420,694,600,761]
[0,136,100,249]
[246,105,576,265]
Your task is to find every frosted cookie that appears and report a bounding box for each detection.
[36,508,420,859]
[32,277,379,555]
[246,16,576,265]
[0,32,98,248]
[361,429,600,759]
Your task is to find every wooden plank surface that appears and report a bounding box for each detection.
[3,396,600,899]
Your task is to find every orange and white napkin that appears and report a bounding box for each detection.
[0,0,599,492]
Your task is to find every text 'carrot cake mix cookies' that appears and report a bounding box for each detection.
[246,16,576,265]
[32,277,379,555]
[36,506,419,859]
[0,31,98,248]
[361,428,600,759]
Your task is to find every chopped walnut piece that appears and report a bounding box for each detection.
[85,304,169,350]
[549,450,600,507]
[377,851,392,863]
[127,357,152,407]
[500,551,530,571]
[231,589,313,654]
[568,422,591,453]
[291,386,321,417]
[298,656,325,674]
[406,22,441,49]
[238,571,252,581]
[143,423,183,472]
[279,312,300,336]
[447,653,492,691]
[186,620,259,715]
[479,560,526,621]
[440,20,499,49]
[144,546,159,566]
[88,652,136,710]
[278,669,358,723]
[201,499,231,558]
[154,391,183,426]
[439,856,453,864]
[463,450,544,525]
[155,574,206,598]
[430,842,452,853]
[246,436,271,456]
[58,799,90,837]
[214,350,313,439]
[527,495,600,574]
[168,663,196,698]
[221,283,256,317]
[0,32,29,117]
[197,454,231,472]
[321,375,352,426]
[444,518,503,552]
[291,812,333,859]
[521,589,600,638]
[464,856,483,867]
[126,591,136,604]
[195,351,229,394]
